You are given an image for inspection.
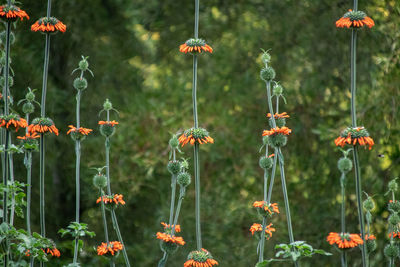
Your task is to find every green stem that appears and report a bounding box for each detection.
[39,134,45,236]
[267,151,278,203]
[350,30,357,127]
[9,146,15,226]
[26,152,32,235]
[194,143,202,250]
[172,187,186,235]
[169,149,177,225]
[353,147,368,266]
[100,190,110,243]
[258,217,267,263]
[340,173,347,267]
[105,134,131,267]
[158,253,168,267]
[3,131,9,265]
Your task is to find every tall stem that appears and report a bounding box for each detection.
[9,151,15,226]
[169,149,177,225]
[111,210,130,267]
[172,187,186,235]
[194,143,202,250]
[39,134,45,236]
[350,30,357,127]
[340,173,347,267]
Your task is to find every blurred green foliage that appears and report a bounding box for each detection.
[4,0,400,266]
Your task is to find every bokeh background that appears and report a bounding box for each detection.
[6,0,400,266]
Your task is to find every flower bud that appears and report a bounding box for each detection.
[388,212,400,226]
[93,173,108,189]
[268,135,287,148]
[160,241,178,254]
[363,197,375,211]
[169,135,179,149]
[99,124,116,137]
[167,161,181,175]
[26,90,36,102]
[177,172,191,187]
[261,51,271,65]
[366,239,376,253]
[272,84,283,95]
[338,157,353,173]
[79,57,89,71]
[22,102,34,114]
[259,156,273,169]
[389,179,398,192]
[384,244,399,259]
[389,200,400,213]
[103,99,113,111]
[73,77,88,90]
[260,67,276,82]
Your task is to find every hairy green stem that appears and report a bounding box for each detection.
[194,143,201,250]
[169,149,177,225]
[172,187,186,235]
[9,151,15,226]
[340,173,347,267]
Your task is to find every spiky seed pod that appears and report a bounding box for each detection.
[268,135,287,148]
[384,244,400,259]
[261,51,271,65]
[259,156,273,169]
[25,90,36,102]
[388,212,400,226]
[272,84,283,95]
[167,161,181,175]
[103,99,113,111]
[93,173,108,189]
[177,172,191,187]
[389,179,398,192]
[160,241,178,255]
[366,239,377,253]
[22,102,34,114]
[389,201,400,213]
[260,67,276,82]
[78,57,89,71]
[363,197,375,212]
[169,135,179,149]
[338,157,353,173]
[73,77,88,90]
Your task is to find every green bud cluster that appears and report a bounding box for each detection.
[73,77,88,90]
[177,172,191,187]
[388,212,400,226]
[259,156,273,169]
[167,161,181,175]
[93,173,108,189]
[160,241,178,254]
[169,135,179,149]
[268,135,287,148]
[272,84,283,95]
[338,157,353,173]
[366,239,377,253]
[389,200,400,213]
[260,66,276,82]
[384,244,400,258]
[103,99,113,111]
[363,197,375,211]
[389,179,398,192]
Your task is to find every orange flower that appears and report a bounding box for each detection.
[161,222,181,233]
[31,17,66,33]
[66,125,93,135]
[262,126,292,136]
[327,232,363,249]
[96,194,126,206]
[184,249,218,267]
[363,234,376,240]
[43,247,61,257]
[179,38,213,54]
[28,119,59,136]
[0,116,28,132]
[17,132,40,140]
[178,128,214,147]
[0,4,29,21]
[336,10,374,29]
[267,112,290,119]
[97,241,123,256]
[249,223,276,239]
[156,232,185,246]
[253,201,279,215]
[98,120,119,126]
[388,232,400,239]
[335,127,374,150]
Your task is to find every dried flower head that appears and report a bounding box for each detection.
[178,128,214,147]
[31,17,66,33]
[326,232,363,249]
[0,114,28,132]
[334,127,374,150]
[336,10,374,29]
[97,241,123,256]
[253,201,280,217]
[0,4,29,21]
[179,38,213,54]
[29,117,59,135]
[249,223,276,239]
[184,248,219,267]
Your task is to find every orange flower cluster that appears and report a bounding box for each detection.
[363,234,376,240]
[253,201,279,215]
[26,247,61,257]
[249,223,276,239]
[388,232,400,239]
[336,10,374,28]
[0,117,28,132]
[156,232,185,246]
[267,112,290,119]
[29,123,59,135]
[335,127,374,150]
[31,17,66,33]
[0,4,29,20]
[161,222,181,233]
[178,128,214,147]
[326,232,363,249]
[98,120,119,126]
[96,194,126,206]
[97,241,123,256]
[184,249,219,267]
[66,125,93,135]
[179,38,213,54]
[17,132,40,140]
[262,126,292,137]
